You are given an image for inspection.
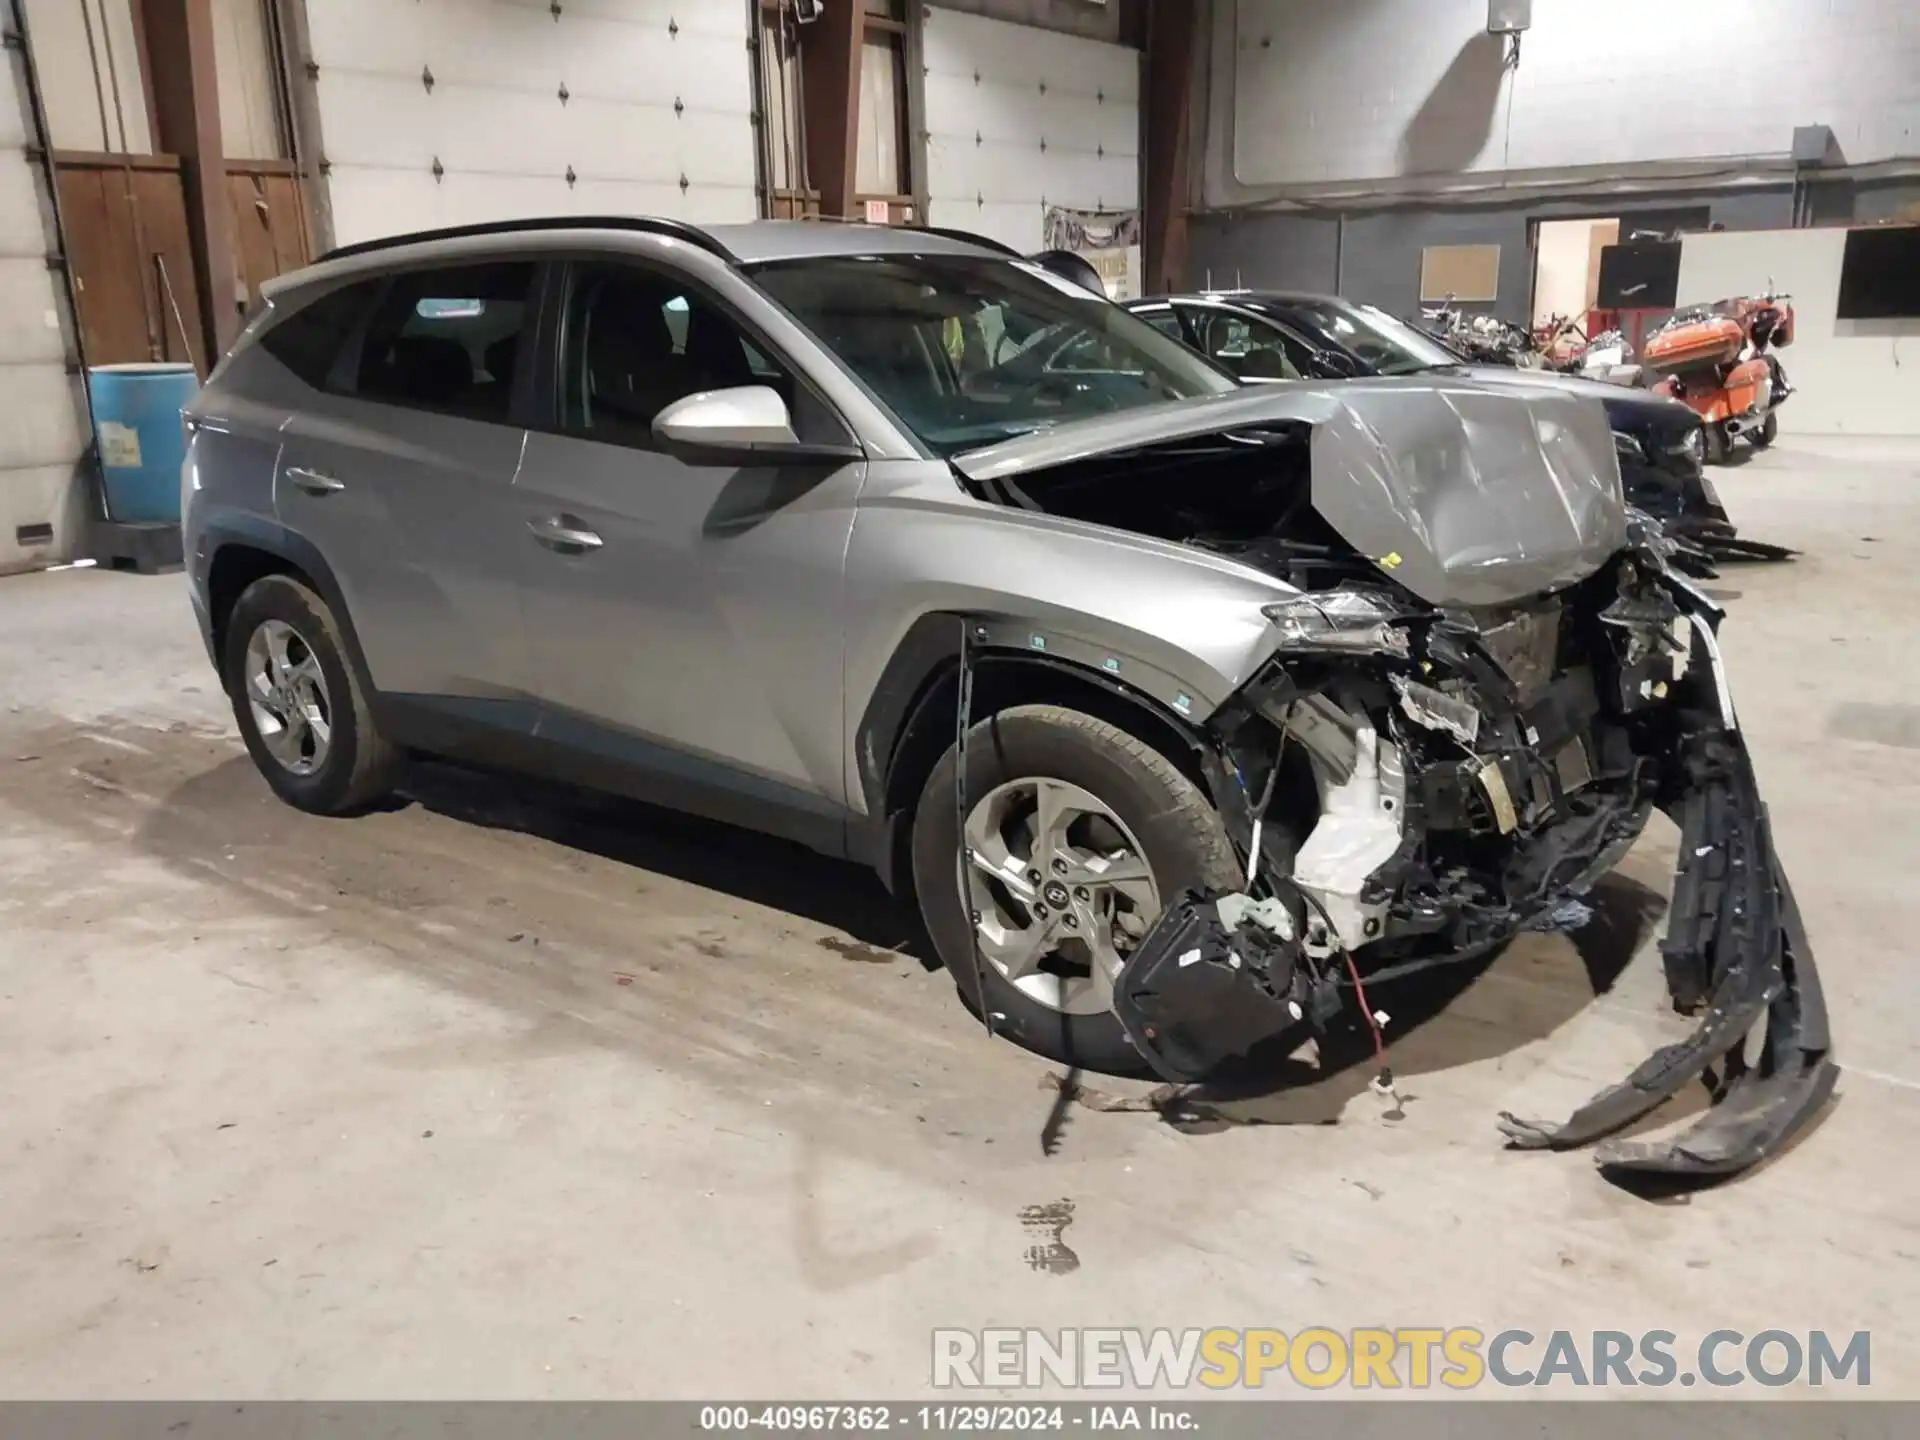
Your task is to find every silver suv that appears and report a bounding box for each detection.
[183,218,1831,1182]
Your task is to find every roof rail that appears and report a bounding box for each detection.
[914,225,1022,258]
[769,213,1024,259]
[318,215,734,265]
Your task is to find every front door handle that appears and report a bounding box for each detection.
[286,465,344,495]
[529,514,604,553]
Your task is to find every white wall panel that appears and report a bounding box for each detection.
[305,0,758,246]
[922,7,1139,253]
[1676,227,1920,438]
[3,22,88,570]
[1227,0,1920,199]
[211,0,285,160]
[20,0,153,154]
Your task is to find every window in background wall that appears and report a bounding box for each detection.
[210,0,289,161]
[855,0,911,212]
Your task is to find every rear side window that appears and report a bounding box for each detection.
[354,262,536,424]
[257,279,381,388]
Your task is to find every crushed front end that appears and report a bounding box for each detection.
[1115,527,1835,1182]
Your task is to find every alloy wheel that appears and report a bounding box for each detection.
[243,619,333,777]
[961,776,1162,1016]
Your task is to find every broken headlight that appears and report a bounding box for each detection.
[1262,588,1412,659]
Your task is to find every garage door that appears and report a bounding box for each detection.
[1,22,87,572]
[922,7,1139,254]
[305,0,760,247]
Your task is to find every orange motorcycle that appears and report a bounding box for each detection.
[1642,290,1794,463]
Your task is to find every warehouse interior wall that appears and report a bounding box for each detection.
[925,0,1133,46]
[922,5,1140,253]
[295,0,759,247]
[19,0,154,154]
[1185,1,1920,306]
[3,1,92,572]
[1677,226,1920,438]
[1214,0,1920,207]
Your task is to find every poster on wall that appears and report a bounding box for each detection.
[1043,206,1141,300]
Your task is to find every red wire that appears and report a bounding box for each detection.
[1343,945,1390,1074]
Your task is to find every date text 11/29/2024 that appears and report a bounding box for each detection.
[699,1406,1192,1433]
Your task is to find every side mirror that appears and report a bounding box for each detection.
[651,386,860,466]
[1315,350,1361,379]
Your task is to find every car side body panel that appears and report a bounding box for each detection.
[838,457,1303,820]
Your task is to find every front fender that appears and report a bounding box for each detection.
[841,462,1300,808]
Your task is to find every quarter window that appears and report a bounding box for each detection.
[257,278,382,389]
[353,262,536,422]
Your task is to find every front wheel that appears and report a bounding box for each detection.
[1703,423,1731,465]
[910,704,1242,1074]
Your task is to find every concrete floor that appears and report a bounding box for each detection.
[1,437,1916,1400]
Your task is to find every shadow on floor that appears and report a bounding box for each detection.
[395,758,931,960]
[1055,871,1670,1135]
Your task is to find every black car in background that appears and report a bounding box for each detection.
[1123,291,1794,568]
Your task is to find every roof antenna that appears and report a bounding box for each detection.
[1204,268,1213,290]
[1235,268,1243,289]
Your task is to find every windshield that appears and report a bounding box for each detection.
[1277,298,1464,376]
[748,254,1236,455]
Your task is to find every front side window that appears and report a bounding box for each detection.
[560,262,826,450]
[1285,299,1464,377]
[1187,307,1305,381]
[1130,306,1189,344]
[748,254,1235,456]
[354,262,535,422]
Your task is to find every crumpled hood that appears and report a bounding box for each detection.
[952,377,1627,607]
[1456,365,1700,428]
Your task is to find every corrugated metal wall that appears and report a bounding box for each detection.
[2,4,90,572]
[922,6,1139,253]
[299,0,760,247]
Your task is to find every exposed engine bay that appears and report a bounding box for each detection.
[964,400,1835,1183]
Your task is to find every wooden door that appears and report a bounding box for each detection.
[227,163,312,310]
[54,154,207,374]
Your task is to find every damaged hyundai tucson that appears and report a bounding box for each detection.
[186,221,1833,1186]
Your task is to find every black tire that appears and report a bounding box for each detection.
[1753,411,1779,448]
[1703,423,1731,465]
[222,574,401,815]
[910,704,1241,1074]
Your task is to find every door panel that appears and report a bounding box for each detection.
[515,434,864,822]
[273,260,540,710]
[276,398,532,706]
[514,260,863,823]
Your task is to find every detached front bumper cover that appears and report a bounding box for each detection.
[1497,592,1837,1180]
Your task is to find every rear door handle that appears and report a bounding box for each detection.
[529,514,604,553]
[286,465,344,495]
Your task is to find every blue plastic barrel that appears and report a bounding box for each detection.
[87,362,199,524]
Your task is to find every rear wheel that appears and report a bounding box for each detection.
[910,704,1241,1074]
[223,574,401,815]
[1752,411,1779,448]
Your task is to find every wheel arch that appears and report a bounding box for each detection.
[201,519,380,710]
[851,612,1217,897]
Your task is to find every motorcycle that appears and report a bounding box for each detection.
[1642,288,1795,463]
[1415,296,1539,368]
